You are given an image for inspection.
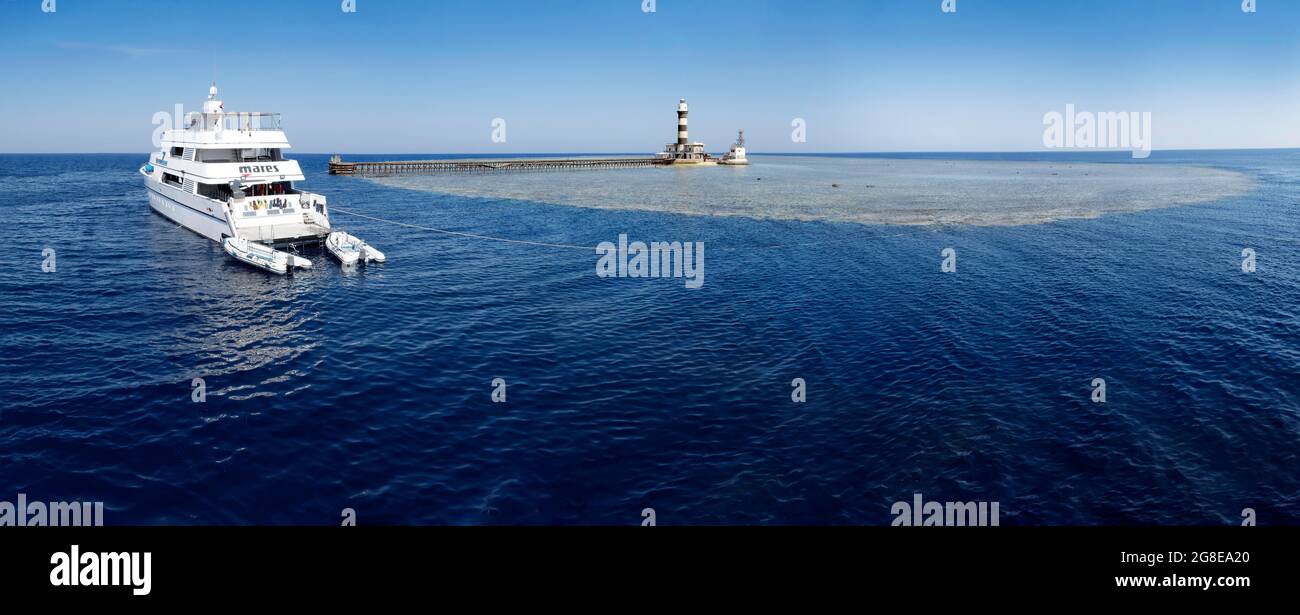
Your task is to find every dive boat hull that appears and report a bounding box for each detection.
[147,181,230,243]
[146,180,329,246]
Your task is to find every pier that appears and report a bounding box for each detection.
[328,156,667,176]
[329,99,735,176]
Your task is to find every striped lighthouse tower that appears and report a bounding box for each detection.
[677,99,689,147]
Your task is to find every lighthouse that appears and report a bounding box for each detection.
[677,99,689,146]
[661,98,712,165]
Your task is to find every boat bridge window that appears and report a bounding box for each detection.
[196,150,234,163]
[196,148,283,163]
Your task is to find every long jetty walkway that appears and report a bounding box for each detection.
[328,156,668,175]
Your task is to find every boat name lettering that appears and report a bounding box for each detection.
[238,165,280,174]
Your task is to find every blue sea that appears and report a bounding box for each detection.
[2,150,1298,525]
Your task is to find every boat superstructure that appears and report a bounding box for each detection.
[719,130,748,166]
[141,84,331,251]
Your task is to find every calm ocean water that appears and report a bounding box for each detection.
[2,150,1298,525]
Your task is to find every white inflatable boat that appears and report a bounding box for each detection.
[222,237,312,275]
[326,231,385,266]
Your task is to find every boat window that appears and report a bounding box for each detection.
[162,172,183,188]
[235,148,281,162]
[197,149,238,163]
[194,148,285,163]
[197,182,235,201]
[242,181,296,197]
[170,147,184,157]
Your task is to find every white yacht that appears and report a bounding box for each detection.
[719,130,748,166]
[141,84,331,260]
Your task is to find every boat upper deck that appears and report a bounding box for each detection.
[162,113,291,148]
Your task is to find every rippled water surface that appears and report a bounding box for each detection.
[2,151,1298,525]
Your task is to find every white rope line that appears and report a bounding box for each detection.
[330,206,924,252]
[330,206,595,251]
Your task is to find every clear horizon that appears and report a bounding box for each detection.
[4,147,1300,155]
[1,0,1297,154]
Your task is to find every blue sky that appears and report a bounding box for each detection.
[0,0,1296,153]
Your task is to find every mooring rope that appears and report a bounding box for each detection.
[329,206,923,252]
[330,206,595,251]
